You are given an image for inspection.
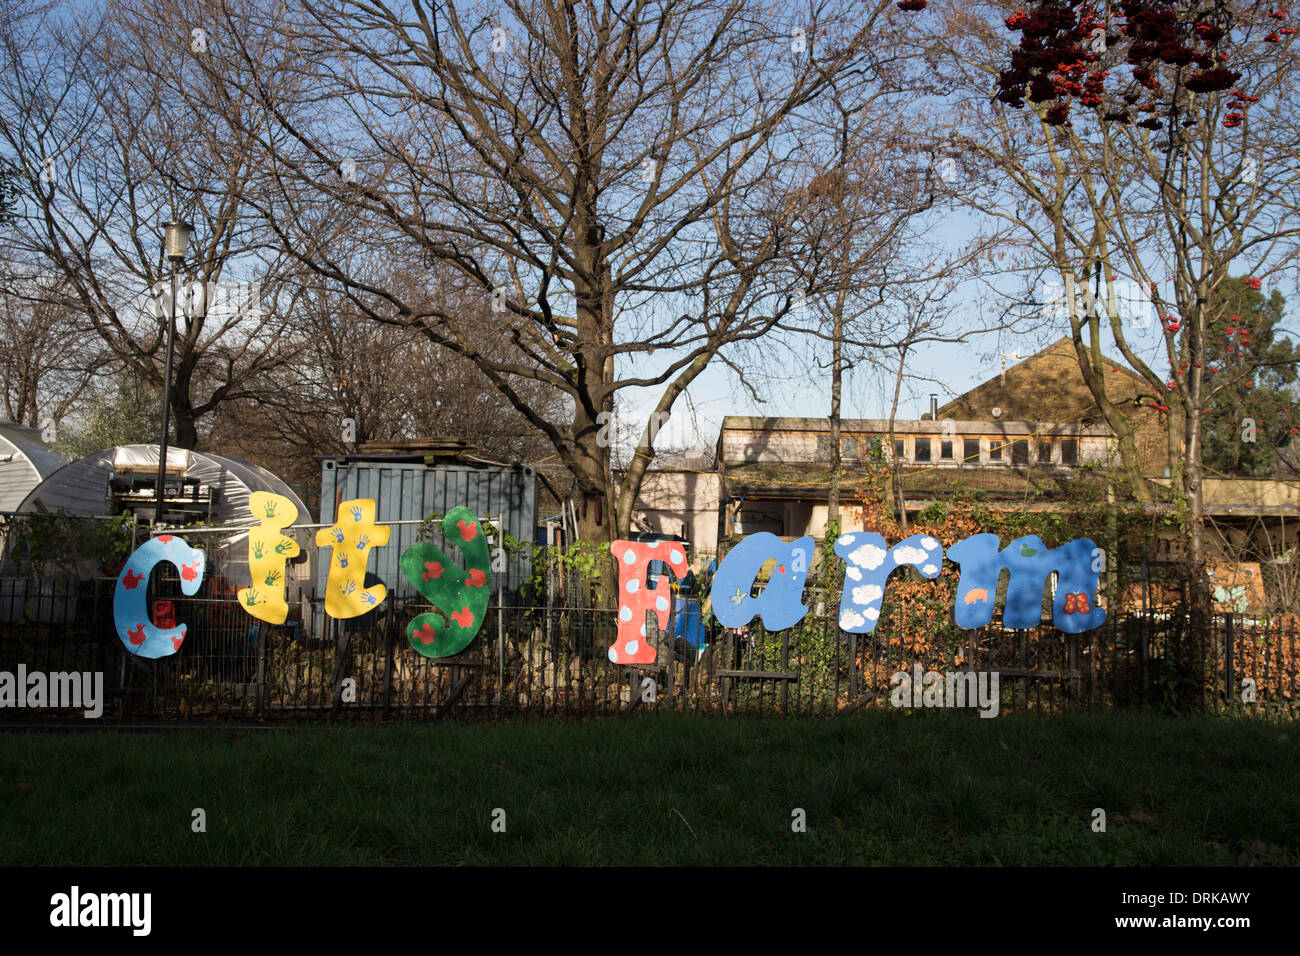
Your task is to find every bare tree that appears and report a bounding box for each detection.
[0,0,305,449]
[185,0,907,576]
[785,78,1003,525]
[0,263,112,431]
[205,272,564,501]
[933,0,1300,605]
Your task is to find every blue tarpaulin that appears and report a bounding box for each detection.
[672,597,708,648]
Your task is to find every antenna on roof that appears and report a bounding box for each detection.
[1000,349,1022,387]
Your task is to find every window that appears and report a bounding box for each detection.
[1011,439,1029,464]
[988,439,1003,461]
[940,439,954,460]
[914,437,932,462]
[963,438,981,465]
[1037,440,1053,465]
[893,438,905,461]
[818,435,861,460]
[1060,438,1079,466]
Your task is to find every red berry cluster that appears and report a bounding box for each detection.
[1265,6,1296,41]
[1223,86,1263,127]
[905,1,1260,127]
[993,2,1096,120]
[1186,66,1240,92]
[1223,315,1252,354]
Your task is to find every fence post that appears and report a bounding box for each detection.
[1140,601,1150,711]
[256,618,266,716]
[848,632,857,701]
[781,628,791,714]
[1224,612,1234,713]
[496,513,505,711]
[1067,633,1079,705]
[382,603,394,720]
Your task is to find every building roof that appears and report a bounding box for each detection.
[322,436,527,470]
[720,415,1112,436]
[721,461,1093,502]
[936,337,1155,425]
[0,422,67,512]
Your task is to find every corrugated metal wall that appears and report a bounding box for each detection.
[318,460,536,599]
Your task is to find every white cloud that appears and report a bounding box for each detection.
[922,563,939,576]
[893,545,929,565]
[840,609,865,629]
[852,584,883,605]
[921,536,940,551]
[849,543,887,570]
[845,566,862,581]
[865,606,880,621]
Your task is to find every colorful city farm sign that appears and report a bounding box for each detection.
[113,496,1106,662]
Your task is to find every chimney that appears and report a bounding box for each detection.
[929,395,939,420]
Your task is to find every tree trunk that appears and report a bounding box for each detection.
[887,345,909,532]
[174,414,199,451]
[829,311,843,526]
[1182,396,1210,626]
[827,109,851,530]
[170,381,199,450]
[1065,269,1157,503]
[571,244,618,602]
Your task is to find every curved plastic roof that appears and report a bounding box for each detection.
[0,422,68,512]
[16,444,308,524]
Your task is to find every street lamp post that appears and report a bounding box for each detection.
[155,220,192,525]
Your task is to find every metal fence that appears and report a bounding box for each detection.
[0,567,1296,722]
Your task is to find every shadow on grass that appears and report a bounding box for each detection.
[0,712,1295,865]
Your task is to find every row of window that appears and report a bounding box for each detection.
[814,435,1080,466]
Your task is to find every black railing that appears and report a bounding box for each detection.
[0,573,1296,721]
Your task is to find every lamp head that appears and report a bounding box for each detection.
[162,221,193,263]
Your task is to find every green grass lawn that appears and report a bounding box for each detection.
[1,713,1296,865]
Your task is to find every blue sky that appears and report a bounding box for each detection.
[612,210,1300,459]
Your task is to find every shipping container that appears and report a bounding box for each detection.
[318,457,536,600]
